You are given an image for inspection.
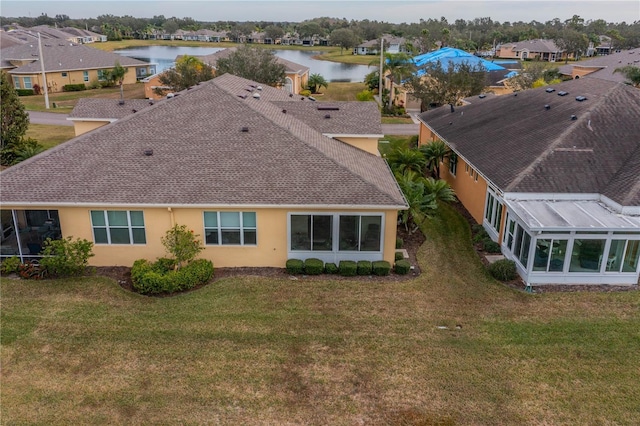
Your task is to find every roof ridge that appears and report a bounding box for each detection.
[506,83,622,191]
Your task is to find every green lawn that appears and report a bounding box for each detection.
[25,124,76,150]
[2,193,638,425]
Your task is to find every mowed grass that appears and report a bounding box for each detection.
[25,124,76,150]
[2,202,639,425]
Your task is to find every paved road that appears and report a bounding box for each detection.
[27,111,73,126]
[381,123,419,135]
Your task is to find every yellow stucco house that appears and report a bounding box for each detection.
[417,77,640,286]
[1,74,406,268]
[1,41,153,93]
[143,47,310,100]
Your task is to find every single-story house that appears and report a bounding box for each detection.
[354,35,408,55]
[558,49,640,83]
[143,48,310,100]
[496,39,569,62]
[1,41,153,93]
[67,98,156,136]
[1,73,406,268]
[417,77,640,285]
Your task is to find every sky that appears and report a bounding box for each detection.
[1,0,639,24]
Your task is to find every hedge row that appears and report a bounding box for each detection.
[131,258,214,295]
[286,258,397,276]
[63,84,87,92]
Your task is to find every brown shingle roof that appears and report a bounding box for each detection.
[196,47,310,74]
[417,77,640,206]
[558,49,640,83]
[69,98,155,120]
[1,74,406,208]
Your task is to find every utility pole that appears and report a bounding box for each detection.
[378,37,384,107]
[37,33,50,109]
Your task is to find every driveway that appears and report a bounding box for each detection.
[27,111,73,126]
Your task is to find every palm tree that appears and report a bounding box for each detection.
[307,73,329,94]
[614,66,640,87]
[372,52,416,109]
[420,140,450,179]
[394,171,437,233]
[386,147,426,175]
[423,177,457,204]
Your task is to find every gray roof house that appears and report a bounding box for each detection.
[558,49,640,84]
[417,76,640,285]
[1,74,406,268]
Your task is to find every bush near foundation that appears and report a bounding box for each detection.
[304,258,324,275]
[394,260,411,275]
[286,259,304,274]
[131,258,214,295]
[338,260,357,276]
[372,260,391,276]
[357,260,372,275]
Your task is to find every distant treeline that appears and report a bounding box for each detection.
[1,13,639,51]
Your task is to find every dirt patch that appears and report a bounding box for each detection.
[95,228,425,295]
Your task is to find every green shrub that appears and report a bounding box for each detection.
[153,257,177,273]
[472,227,489,243]
[471,224,484,234]
[395,260,411,275]
[131,258,214,295]
[63,83,87,92]
[488,259,518,281]
[396,237,404,249]
[483,239,502,254]
[339,260,357,276]
[39,237,94,278]
[304,258,324,275]
[372,260,391,276]
[1,256,21,275]
[357,260,372,275]
[356,90,374,101]
[161,224,204,269]
[395,251,404,261]
[16,89,35,96]
[286,258,304,274]
[300,89,312,97]
[324,262,338,274]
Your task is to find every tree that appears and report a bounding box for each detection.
[106,61,128,103]
[297,21,325,38]
[420,140,450,179]
[307,73,329,94]
[374,52,416,109]
[330,28,359,54]
[554,28,589,63]
[1,71,30,165]
[216,46,286,87]
[264,25,285,42]
[161,224,203,270]
[406,60,486,111]
[162,19,179,35]
[506,61,558,92]
[155,55,214,96]
[386,147,426,175]
[395,171,438,233]
[614,66,640,87]
[423,177,457,204]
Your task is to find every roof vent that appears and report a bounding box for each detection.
[245,88,253,92]
[558,91,568,96]
[544,104,550,110]
[570,115,577,120]
[166,93,175,99]
[289,93,293,97]
[132,109,137,113]
[118,100,125,105]
[324,114,331,119]
[149,100,154,105]
[317,106,340,111]
[450,104,455,113]
[545,88,555,93]
[282,109,287,114]
[238,94,247,99]
[252,92,260,99]
[241,126,249,132]
[308,96,316,101]
[575,96,587,102]
[143,149,153,156]
[514,93,517,96]
[256,86,263,90]
[478,94,486,98]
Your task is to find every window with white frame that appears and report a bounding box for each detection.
[290,214,332,251]
[61,72,68,77]
[204,212,256,245]
[484,189,503,234]
[90,210,146,244]
[605,239,640,273]
[290,214,383,252]
[97,69,107,81]
[13,77,20,89]
[23,77,32,89]
[83,71,89,82]
[339,215,381,252]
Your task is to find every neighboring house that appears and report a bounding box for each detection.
[1,42,154,93]
[496,39,568,62]
[558,49,640,83]
[58,27,107,43]
[143,48,310,99]
[354,35,408,55]
[67,98,155,136]
[417,77,640,285]
[1,73,406,268]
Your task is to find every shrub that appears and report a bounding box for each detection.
[18,260,46,280]
[286,258,304,274]
[325,262,338,274]
[356,90,374,101]
[357,260,372,275]
[1,256,21,275]
[39,237,94,278]
[161,224,204,269]
[131,258,214,295]
[472,227,489,243]
[395,260,411,275]
[63,83,87,92]
[16,89,35,96]
[395,251,404,261]
[396,237,404,249]
[471,224,484,234]
[338,260,357,276]
[304,258,324,275]
[488,259,518,281]
[372,260,391,276]
[482,239,502,254]
[300,89,312,97]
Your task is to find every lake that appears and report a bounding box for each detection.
[114,45,375,82]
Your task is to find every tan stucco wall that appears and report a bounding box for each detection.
[336,137,381,156]
[13,67,144,93]
[571,66,601,79]
[72,120,110,136]
[144,74,165,100]
[14,206,399,267]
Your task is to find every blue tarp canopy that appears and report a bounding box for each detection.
[412,47,506,74]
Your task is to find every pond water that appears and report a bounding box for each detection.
[114,45,375,82]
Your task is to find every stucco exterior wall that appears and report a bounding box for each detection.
[12,67,142,93]
[16,206,399,268]
[72,120,110,136]
[335,137,381,156]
